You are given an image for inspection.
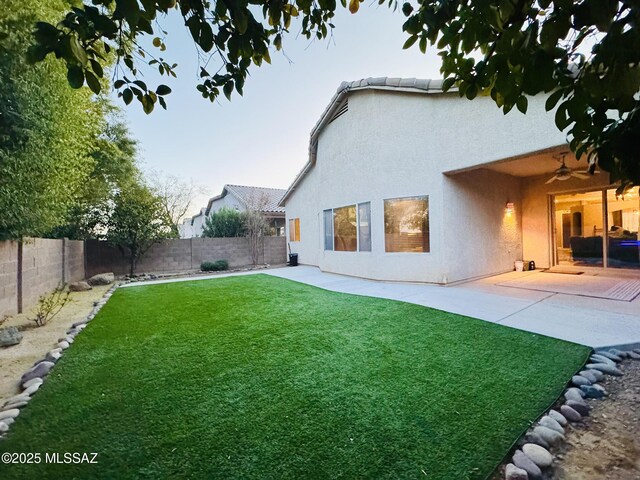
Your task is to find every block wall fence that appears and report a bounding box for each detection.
[0,236,287,318]
[0,238,86,318]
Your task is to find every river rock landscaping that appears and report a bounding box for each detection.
[500,346,640,480]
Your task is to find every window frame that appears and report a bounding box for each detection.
[383,195,430,254]
[323,202,371,253]
[289,218,300,242]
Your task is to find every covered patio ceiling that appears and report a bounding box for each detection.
[445,145,599,178]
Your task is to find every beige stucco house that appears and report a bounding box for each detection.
[280,77,639,284]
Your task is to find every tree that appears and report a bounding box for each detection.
[49,103,141,240]
[244,193,269,265]
[202,207,247,238]
[148,171,203,238]
[30,0,640,190]
[0,0,103,240]
[106,183,171,275]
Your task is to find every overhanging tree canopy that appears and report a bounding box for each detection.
[30,0,640,191]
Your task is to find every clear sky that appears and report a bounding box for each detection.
[114,5,443,216]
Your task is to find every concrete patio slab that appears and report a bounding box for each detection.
[123,266,640,349]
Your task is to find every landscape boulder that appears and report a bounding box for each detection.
[522,443,553,468]
[0,326,23,347]
[505,463,529,480]
[20,361,55,387]
[513,449,542,478]
[69,281,92,292]
[87,272,115,286]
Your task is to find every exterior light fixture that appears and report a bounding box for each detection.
[505,202,514,214]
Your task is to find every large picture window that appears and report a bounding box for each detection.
[384,196,429,253]
[323,202,371,252]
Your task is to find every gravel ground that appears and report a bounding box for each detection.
[0,285,110,404]
[552,357,640,479]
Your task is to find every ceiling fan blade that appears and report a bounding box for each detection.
[545,175,558,184]
[572,172,590,179]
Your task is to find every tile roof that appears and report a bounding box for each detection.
[204,184,286,216]
[225,184,286,214]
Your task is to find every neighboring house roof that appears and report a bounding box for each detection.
[189,208,206,226]
[279,77,457,206]
[204,184,286,216]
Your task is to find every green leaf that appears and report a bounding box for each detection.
[67,65,84,89]
[403,35,418,50]
[142,94,155,114]
[419,36,427,54]
[116,0,141,27]
[90,59,104,78]
[85,70,102,94]
[516,95,528,114]
[152,37,162,47]
[442,77,456,91]
[199,23,214,52]
[155,84,172,95]
[186,16,201,42]
[555,102,571,130]
[123,88,133,105]
[133,80,148,90]
[545,89,564,111]
[233,10,249,34]
[223,81,234,100]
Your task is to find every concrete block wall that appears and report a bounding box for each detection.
[21,238,65,309]
[0,241,19,318]
[86,237,287,276]
[264,237,288,265]
[0,238,85,318]
[65,239,86,283]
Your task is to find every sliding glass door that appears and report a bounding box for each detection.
[606,188,640,269]
[553,188,639,269]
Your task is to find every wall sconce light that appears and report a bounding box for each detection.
[505,202,515,214]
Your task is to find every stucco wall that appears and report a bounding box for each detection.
[285,89,565,283]
[442,169,523,283]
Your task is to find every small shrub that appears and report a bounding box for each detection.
[30,284,71,327]
[201,260,229,272]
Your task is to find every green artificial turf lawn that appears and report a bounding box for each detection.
[0,275,590,479]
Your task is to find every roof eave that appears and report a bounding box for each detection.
[279,78,458,206]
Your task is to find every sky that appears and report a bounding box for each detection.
[114,4,444,217]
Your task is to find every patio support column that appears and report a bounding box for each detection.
[602,190,608,268]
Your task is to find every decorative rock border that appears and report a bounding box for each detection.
[0,284,118,440]
[504,347,640,480]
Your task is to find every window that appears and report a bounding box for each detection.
[358,202,371,252]
[334,205,357,251]
[323,210,333,251]
[324,203,371,252]
[384,196,429,252]
[289,218,300,242]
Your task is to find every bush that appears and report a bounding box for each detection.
[202,207,247,238]
[201,260,229,272]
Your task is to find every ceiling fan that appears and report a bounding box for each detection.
[545,152,592,184]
